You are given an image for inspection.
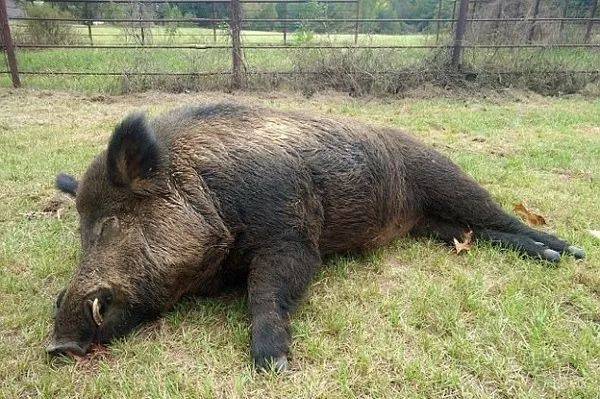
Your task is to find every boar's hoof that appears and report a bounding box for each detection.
[255,355,288,373]
[541,248,561,263]
[567,246,586,260]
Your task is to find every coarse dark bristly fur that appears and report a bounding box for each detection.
[49,103,585,371]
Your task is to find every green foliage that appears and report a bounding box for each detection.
[253,4,278,31]
[162,5,184,39]
[101,3,126,19]
[20,4,78,45]
[290,0,328,43]
[298,0,328,20]
[292,28,315,45]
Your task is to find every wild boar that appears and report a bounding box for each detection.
[48,103,584,371]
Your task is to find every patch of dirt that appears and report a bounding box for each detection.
[561,299,600,324]
[72,344,112,370]
[460,133,518,157]
[4,258,31,275]
[574,125,600,140]
[24,192,74,220]
[378,254,409,296]
[87,94,115,103]
[135,318,171,340]
[551,168,594,183]
[573,268,600,297]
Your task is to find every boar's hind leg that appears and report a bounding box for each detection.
[410,153,584,261]
[410,217,469,245]
[248,241,321,372]
[478,228,563,262]
[411,216,576,263]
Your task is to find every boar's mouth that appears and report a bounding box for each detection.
[46,340,89,358]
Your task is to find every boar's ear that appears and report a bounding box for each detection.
[106,113,165,194]
[56,173,78,197]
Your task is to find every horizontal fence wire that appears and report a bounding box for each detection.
[32,0,358,3]
[9,17,600,23]
[11,44,600,49]
[2,0,599,87]
[4,70,599,76]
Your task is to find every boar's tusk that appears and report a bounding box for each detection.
[91,298,103,326]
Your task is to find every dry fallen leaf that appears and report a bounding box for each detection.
[513,202,546,226]
[453,230,474,254]
[588,230,600,240]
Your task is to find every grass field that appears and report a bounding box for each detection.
[2,25,599,94]
[0,88,599,398]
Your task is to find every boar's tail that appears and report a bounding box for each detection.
[56,173,78,196]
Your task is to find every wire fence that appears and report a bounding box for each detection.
[1,0,599,91]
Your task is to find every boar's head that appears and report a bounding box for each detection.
[47,113,231,357]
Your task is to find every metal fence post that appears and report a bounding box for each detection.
[138,2,145,46]
[85,2,93,45]
[451,0,457,30]
[230,0,243,89]
[87,23,93,45]
[584,0,598,43]
[527,0,542,42]
[354,0,360,45]
[435,0,443,44]
[470,0,477,23]
[282,2,287,45]
[492,0,503,38]
[451,0,469,68]
[212,1,217,43]
[559,0,568,39]
[0,0,20,88]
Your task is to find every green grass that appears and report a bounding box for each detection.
[0,89,599,398]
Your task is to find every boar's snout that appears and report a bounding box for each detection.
[46,340,88,358]
[49,285,118,360]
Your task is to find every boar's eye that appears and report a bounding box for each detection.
[54,288,66,314]
[95,217,120,241]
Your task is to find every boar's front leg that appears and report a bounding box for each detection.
[247,240,321,372]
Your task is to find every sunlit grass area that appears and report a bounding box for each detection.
[1,89,599,398]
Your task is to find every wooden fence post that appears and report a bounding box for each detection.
[230,0,244,89]
[526,0,542,42]
[451,0,469,68]
[0,0,20,88]
[584,0,598,43]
